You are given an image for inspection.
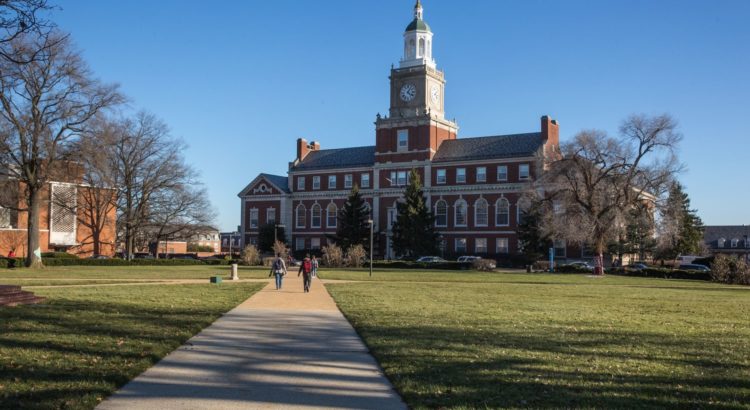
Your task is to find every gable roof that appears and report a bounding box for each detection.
[433,132,544,162]
[237,173,289,197]
[293,146,375,171]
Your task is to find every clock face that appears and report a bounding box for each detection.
[430,85,440,104]
[400,83,417,102]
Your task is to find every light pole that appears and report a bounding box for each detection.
[228,231,239,257]
[368,219,374,277]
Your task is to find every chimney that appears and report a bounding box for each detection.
[296,138,309,161]
[541,115,559,146]
[296,138,321,162]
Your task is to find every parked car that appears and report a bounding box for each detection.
[457,256,496,269]
[416,256,447,263]
[133,253,154,260]
[627,262,649,271]
[564,261,596,271]
[287,257,301,267]
[679,263,711,272]
[457,256,481,263]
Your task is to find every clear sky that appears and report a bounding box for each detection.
[52,0,749,231]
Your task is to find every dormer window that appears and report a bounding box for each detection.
[731,238,739,248]
[718,238,726,248]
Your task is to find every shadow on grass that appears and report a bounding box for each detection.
[0,296,244,409]
[348,321,750,409]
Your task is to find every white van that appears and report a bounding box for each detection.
[676,255,699,264]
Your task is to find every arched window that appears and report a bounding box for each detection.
[495,198,509,226]
[455,199,467,227]
[718,238,726,248]
[475,198,488,227]
[311,204,322,228]
[731,238,739,248]
[435,200,448,227]
[517,198,530,226]
[427,40,431,58]
[409,39,415,58]
[296,204,306,228]
[327,203,338,228]
[418,38,425,57]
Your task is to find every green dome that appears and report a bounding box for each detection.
[405,18,431,32]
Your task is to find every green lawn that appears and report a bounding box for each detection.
[327,272,750,409]
[0,265,271,283]
[0,281,264,409]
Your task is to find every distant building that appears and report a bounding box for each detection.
[237,2,562,260]
[220,231,242,253]
[148,225,220,256]
[703,225,750,262]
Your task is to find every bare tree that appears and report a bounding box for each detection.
[0,0,54,63]
[0,32,122,267]
[106,111,214,259]
[539,114,682,274]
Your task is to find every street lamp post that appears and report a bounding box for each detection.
[368,219,374,277]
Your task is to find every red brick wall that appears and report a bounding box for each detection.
[292,170,373,192]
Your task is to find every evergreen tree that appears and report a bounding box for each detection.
[516,198,551,265]
[391,169,439,257]
[258,223,286,252]
[658,182,704,259]
[332,185,372,251]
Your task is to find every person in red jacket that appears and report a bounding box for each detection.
[298,254,313,293]
[7,249,16,269]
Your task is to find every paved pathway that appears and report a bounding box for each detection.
[97,273,406,410]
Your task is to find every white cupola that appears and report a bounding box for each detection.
[400,0,436,69]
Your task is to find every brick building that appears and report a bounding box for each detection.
[0,165,117,258]
[238,2,560,259]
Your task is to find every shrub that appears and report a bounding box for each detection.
[322,244,344,268]
[241,245,261,266]
[711,254,750,285]
[472,258,496,271]
[272,241,288,259]
[41,252,79,259]
[346,245,367,268]
[187,244,215,252]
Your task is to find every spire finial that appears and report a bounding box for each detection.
[414,0,423,19]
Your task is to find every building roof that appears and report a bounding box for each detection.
[432,132,544,162]
[259,173,290,193]
[703,225,750,249]
[293,146,375,171]
[406,18,431,32]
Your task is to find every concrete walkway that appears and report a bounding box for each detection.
[97,273,406,410]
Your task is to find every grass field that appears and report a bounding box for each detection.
[0,281,264,409]
[326,271,750,409]
[0,265,271,282]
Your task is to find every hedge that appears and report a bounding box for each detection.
[610,267,711,281]
[371,261,473,270]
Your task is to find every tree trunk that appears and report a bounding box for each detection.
[25,186,44,268]
[595,239,605,276]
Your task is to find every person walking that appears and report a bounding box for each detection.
[268,253,287,290]
[311,255,319,279]
[298,254,313,293]
[7,249,16,269]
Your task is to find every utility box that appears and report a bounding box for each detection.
[210,276,222,284]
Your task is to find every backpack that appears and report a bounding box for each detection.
[273,258,283,273]
[303,259,312,274]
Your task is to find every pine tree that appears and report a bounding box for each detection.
[516,198,551,265]
[258,223,286,252]
[332,185,372,251]
[391,169,439,257]
[658,182,704,259]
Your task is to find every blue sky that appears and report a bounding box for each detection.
[53,0,749,231]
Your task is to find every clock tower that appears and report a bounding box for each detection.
[375,0,458,163]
